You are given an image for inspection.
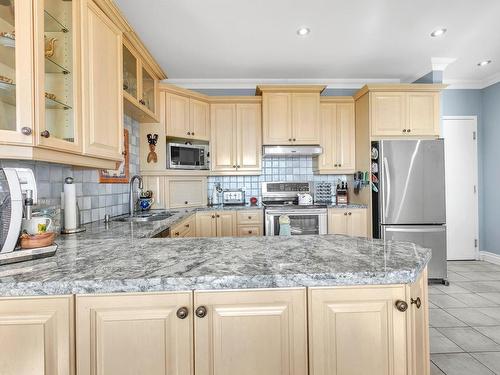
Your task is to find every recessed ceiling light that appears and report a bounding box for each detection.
[430,28,447,37]
[297,27,310,36]
[477,60,492,67]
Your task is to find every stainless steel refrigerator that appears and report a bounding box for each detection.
[372,139,447,284]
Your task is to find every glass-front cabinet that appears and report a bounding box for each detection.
[0,0,34,145]
[35,0,80,152]
[122,40,158,122]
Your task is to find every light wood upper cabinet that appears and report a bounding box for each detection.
[316,101,355,174]
[76,292,193,375]
[165,92,210,141]
[368,89,441,138]
[328,208,367,237]
[292,93,320,144]
[262,90,322,145]
[195,288,307,375]
[406,268,430,375]
[80,0,123,160]
[309,285,408,375]
[166,177,207,208]
[0,295,74,375]
[211,101,261,173]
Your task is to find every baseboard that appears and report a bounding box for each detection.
[480,251,500,265]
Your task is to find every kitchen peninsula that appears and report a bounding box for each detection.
[0,213,430,375]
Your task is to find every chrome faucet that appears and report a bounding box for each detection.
[129,175,143,216]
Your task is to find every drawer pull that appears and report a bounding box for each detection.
[395,300,408,312]
[187,131,191,135]
[348,212,352,215]
[185,224,190,228]
[216,214,220,218]
[248,230,252,234]
[248,216,252,220]
[174,231,180,236]
[195,306,207,318]
[211,215,215,219]
[184,201,188,205]
[344,212,348,216]
[176,307,189,319]
[411,297,421,309]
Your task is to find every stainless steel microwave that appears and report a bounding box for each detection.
[167,143,209,170]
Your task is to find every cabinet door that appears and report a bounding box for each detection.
[211,103,237,172]
[406,268,430,375]
[140,64,157,116]
[81,0,123,160]
[262,93,292,144]
[292,93,320,144]
[309,286,407,375]
[216,211,236,237]
[0,296,73,375]
[189,98,210,140]
[236,103,261,171]
[196,212,217,237]
[143,176,166,209]
[195,288,307,375]
[328,209,347,235]
[347,209,367,237]
[407,93,439,136]
[336,103,355,172]
[371,92,406,137]
[167,177,207,208]
[318,103,337,170]
[165,93,190,138]
[76,292,193,375]
[0,0,34,145]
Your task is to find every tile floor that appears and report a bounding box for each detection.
[430,261,500,374]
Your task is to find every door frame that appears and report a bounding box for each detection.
[442,115,479,260]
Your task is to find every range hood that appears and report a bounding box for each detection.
[262,145,323,157]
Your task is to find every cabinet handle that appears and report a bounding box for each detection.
[21,127,32,136]
[191,132,195,136]
[211,215,215,219]
[411,297,421,309]
[348,212,352,215]
[339,164,342,167]
[139,99,146,105]
[216,214,220,218]
[248,230,252,234]
[185,224,190,228]
[195,305,207,318]
[41,130,50,138]
[344,212,348,216]
[176,307,189,319]
[237,165,240,168]
[407,129,411,133]
[187,131,191,135]
[293,138,296,141]
[174,231,180,236]
[184,201,188,205]
[233,165,236,168]
[248,216,252,220]
[288,138,292,142]
[395,300,408,312]
[402,129,407,133]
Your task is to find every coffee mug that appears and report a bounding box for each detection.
[22,217,52,235]
[139,197,154,211]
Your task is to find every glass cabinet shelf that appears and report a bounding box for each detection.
[44,10,69,33]
[0,81,16,107]
[45,56,70,74]
[45,95,72,110]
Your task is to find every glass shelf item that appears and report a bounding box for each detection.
[142,67,155,113]
[44,9,69,33]
[123,44,137,98]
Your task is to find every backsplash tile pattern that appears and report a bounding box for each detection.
[0,115,139,225]
[208,156,347,203]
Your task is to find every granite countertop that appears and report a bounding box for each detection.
[0,233,431,296]
[327,203,369,209]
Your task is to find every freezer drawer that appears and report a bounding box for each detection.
[382,225,447,281]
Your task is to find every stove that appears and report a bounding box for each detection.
[262,182,328,236]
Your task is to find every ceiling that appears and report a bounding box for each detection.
[115,0,500,88]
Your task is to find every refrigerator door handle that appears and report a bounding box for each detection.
[383,156,391,220]
[385,227,445,233]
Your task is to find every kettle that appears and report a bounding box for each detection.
[297,193,313,206]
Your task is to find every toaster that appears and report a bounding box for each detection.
[222,189,246,206]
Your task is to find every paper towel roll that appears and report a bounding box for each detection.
[64,181,77,230]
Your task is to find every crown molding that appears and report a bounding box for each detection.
[163,78,401,90]
[444,72,500,90]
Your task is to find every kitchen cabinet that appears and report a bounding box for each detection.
[76,292,192,375]
[80,0,123,161]
[315,99,355,174]
[122,39,159,123]
[194,288,308,375]
[406,269,430,375]
[237,209,263,236]
[165,91,210,141]
[328,208,368,237]
[195,211,236,237]
[259,86,324,145]
[309,285,408,375]
[359,86,443,138]
[165,177,207,208]
[210,100,261,173]
[0,295,74,375]
[171,214,196,238]
[143,175,166,209]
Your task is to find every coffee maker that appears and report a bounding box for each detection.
[0,168,57,265]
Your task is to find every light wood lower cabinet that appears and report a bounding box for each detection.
[309,285,408,375]
[76,292,193,375]
[194,288,308,375]
[0,295,74,375]
[171,215,196,238]
[195,211,236,237]
[328,208,368,237]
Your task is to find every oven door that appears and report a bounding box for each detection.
[265,209,327,236]
[168,144,208,170]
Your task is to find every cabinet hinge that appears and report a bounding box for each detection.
[475,239,478,248]
[474,185,477,194]
[473,131,477,140]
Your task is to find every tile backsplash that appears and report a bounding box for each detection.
[208,156,347,203]
[0,115,140,225]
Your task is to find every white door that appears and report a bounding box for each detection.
[443,117,479,260]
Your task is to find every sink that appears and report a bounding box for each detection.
[113,210,176,222]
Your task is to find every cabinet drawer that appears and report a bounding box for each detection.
[171,215,196,237]
[238,225,262,237]
[236,210,263,225]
